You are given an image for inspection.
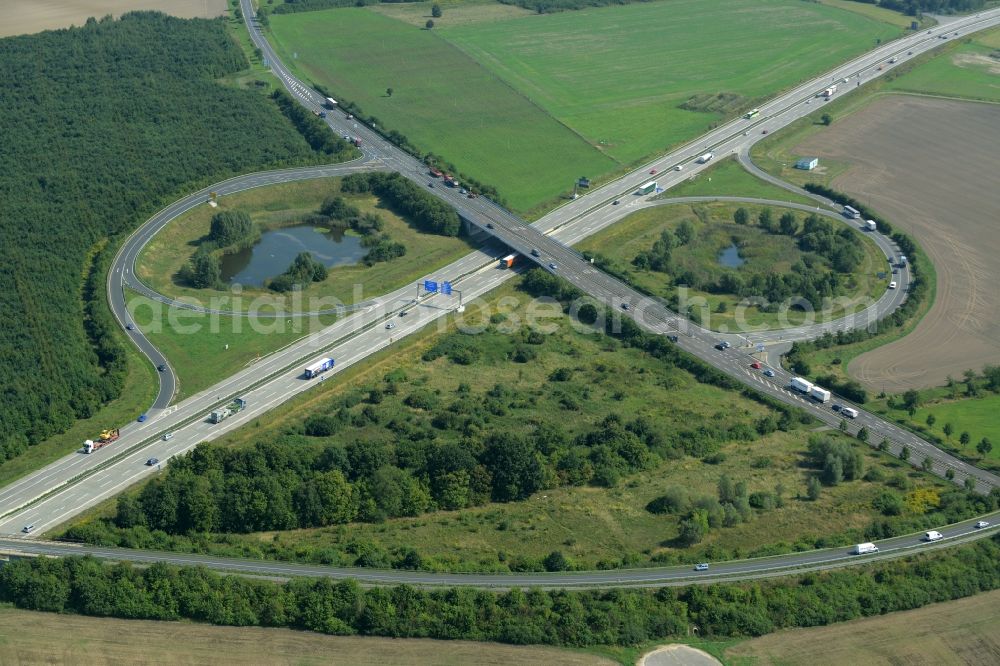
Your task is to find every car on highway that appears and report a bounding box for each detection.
[667,335,678,343]
[157,364,166,372]
[126,323,135,331]
[892,268,899,274]
[620,303,630,310]
[750,361,761,369]
[460,188,467,194]
[146,457,159,466]
[398,311,408,317]
[137,413,147,423]
[467,193,476,198]
[715,342,728,351]
[548,263,557,271]
[531,248,540,257]
[649,168,657,174]
[612,200,620,205]
[674,165,682,171]
[694,563,709,571]
[162,432,173,441]
[319,111,326,118]
[761,129,768,134]
[832,403,842,412]
[908,51,913,55]
[764,369,776,377]
[889,281,897,289]
[21,524,34,534]
[718,340,731,349]
[486,223,493,229]
[975,520,990,529]
[427,182,434,188]
[385,322,395,330]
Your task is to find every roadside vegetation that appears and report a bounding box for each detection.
[577,202,886,331]
[0,12,327,475]
[3,536,1000,648]
[64,276,995,572]
[266,0,900,212]
[661,156,816,205]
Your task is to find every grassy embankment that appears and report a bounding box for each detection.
[268,0,900,213]
[69,279,955,572]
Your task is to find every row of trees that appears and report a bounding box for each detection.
[340,173,461,236]
[851,0,985,17]
[3,537,1000,644]
[271,89,356,157]
[0,12,321,466]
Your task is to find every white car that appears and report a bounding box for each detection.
[694,563,709,571]
[386,322,396,330]
[674,165,683,171]
[888,281,897,289]
[975,520,990,529]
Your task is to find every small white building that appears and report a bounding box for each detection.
[795,157,819,170]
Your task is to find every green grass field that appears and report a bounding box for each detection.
[126,291,337,400]
[269,0,899,212]
[576,201,886,330]
[136,178,476,312]
[885,34,1000,103]
[872,393,1000,463]
[663,156,817,205]
[268,9,617,212]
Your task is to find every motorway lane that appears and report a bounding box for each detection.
[2,514,996,588]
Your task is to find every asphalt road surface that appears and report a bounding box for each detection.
[1,3,997,585]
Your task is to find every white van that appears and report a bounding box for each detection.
[853,542,879,555]
[841,407,859,419]
[923,530,943,542]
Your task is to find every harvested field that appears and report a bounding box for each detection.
[726,588,1000,666]
[794,95,1000,391]
[1,0,227,38]
[0,606,614,666]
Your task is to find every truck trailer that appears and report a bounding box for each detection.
[499,254,516,269]
[789,376,814,394]
[304,357,335,379]
[637,181,657,195]
[865,220,877,232]
[696,152,714,164]
[210,398,247,424]
[853,542,879,555]
[83,428,120,454]
[810,386,832,403]
[324,97,337,109]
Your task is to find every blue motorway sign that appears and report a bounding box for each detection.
[441,281,453,295]
[424,280,438,293]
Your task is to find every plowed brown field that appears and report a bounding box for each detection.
[2,1,227,38]
[795,95,1000,391]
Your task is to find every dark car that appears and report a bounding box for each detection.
[157,364,166,372]
[832,404,842,412]
[667,335,678,343]
[428,182,434,188]
[138,414,148,423]
[319,111,327,118]
[620,303,630,310]
[612,200,620,205]
[146,457,159,466]
[126,323,135,331]
[486,223,493,229]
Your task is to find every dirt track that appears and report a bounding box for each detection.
[795,95,1000,391]
[2,0,227,38]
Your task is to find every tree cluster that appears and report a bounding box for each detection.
[317,195,405,265]
[208,210,259,249]
[0,12,318,465]
[340,173,461,236]
[268,252,328,292]
[3,537,1000,644]
[271,89,354,157]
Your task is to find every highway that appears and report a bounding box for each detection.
[0,2,997,584]
[2,514,996,589]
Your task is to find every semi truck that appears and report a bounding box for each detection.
[790,376,814,394]
[304,357,335,379]
[865,220,877,232]
[696,152,714,164]
[83,428,120,454]
[810,386,832,403]
[324,97,337,109]
[499,254,516,269]
[853,542,879,555]
[821,84,838,98]
[210,398,247,424]
[637,181,657,195]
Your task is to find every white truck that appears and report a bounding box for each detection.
[790,376,814,394]
[865,220,877,232]
[853,542,879,555]
[810,386,832,403]
[923,530,943,542]
[841,407,859,419]
[696,152,714,164]
[304,357,335,379]
[324,97,337,109]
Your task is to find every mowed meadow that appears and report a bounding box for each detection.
[269,0,899,211]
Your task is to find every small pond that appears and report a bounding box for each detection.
[717,243,745,268]
[220,225,366,287]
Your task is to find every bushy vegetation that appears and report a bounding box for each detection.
[0,12,319,466]
[499,0,654,14]
[268,252,329,292]
[271,89,355,157]
[318,195,405,266]
[3,537,1000,644]
[846,0,985,16]
[340,173,461,237]
[629,208,864,311]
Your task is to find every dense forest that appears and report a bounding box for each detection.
[0,13,323,464]
[2,536,999,644]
